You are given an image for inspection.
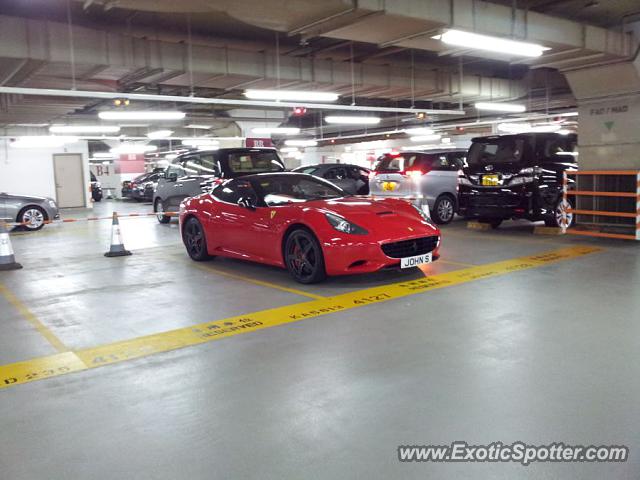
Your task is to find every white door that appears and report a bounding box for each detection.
[53,154,85,208]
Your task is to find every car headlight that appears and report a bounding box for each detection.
[411,204,437,228]
[325,213,368,235]
[48,199,57,208]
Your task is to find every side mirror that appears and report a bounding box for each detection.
[237,196,256,211]
[166,172,178,182]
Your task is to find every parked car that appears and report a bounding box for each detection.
[369,149,467,224]
[0,192,60,231]
[292,163,370,195]
[131,171,163,202]
[155,148,286,223]
[121,168,164,200]
[457,132,578,228]
[179,172,440,283]
[90,172,103,202]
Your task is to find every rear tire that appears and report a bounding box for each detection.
[284,229,326,284]
[182,217,211,261]
[432,195,456,225]
[154,199,171,224]
[17,206,47,231]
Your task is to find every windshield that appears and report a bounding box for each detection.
[226,150,285,174]
[374,153,426,172]
[468,138,525,166]
[251,175,345,206]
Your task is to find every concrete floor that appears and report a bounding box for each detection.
[1,199,639,479]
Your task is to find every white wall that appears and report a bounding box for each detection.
[0,139,91,207]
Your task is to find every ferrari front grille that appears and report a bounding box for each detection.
[381,236,439,259]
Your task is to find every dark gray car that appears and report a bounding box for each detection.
[0,192,60,231]
[153,148,286,223]
[293,163,370,195]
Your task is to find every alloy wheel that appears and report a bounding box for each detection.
[436,198,454,223]
[285,231,325,283]
[22,208,44,229]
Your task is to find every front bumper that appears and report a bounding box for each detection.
[458,185,534,219]
[322,235,440,276]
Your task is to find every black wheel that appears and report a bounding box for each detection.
[18,205,47,231]
[92,193,102,202]
[432,195,456,224]
[284,229,326,284]
[182,217,211,261]
[154,199,171,224]
[545,199,575,228]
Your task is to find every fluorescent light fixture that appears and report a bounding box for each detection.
[284,139,318,147]
[475,102,526,113]
[101,161,111,165]
[498,122,530,134]
[182,138,220,147]
[197,146,219,151]
[186,124,213,129]
[435,29,549,57]
[403,144,457,151]
[110,144,158,154]
[403,127,434,135]
[530,124,561,133]
[324,116,381,125]
[49,125,121,134]
[244,89,339,102]
[165,154,178,160]
[146,129,174,139]
[558,112,578,117]
[98,111,185,120]
[251,127,300,135]
[556,151,578,156]
[410,134,442,142]
[92,152,115,158]
[10,136,78,148]
[279,147,299,153]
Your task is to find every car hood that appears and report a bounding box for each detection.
[306,196,439,238]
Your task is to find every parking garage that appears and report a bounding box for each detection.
[1,1,640,478]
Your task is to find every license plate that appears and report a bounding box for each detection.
[400,252,432,269]
[381,181,398,192]
[482,174,499,186]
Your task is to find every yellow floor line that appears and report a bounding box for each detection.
[0,284,68,353]
[188,260,326,300]
[437,259,478,268]
[0,245,602,390]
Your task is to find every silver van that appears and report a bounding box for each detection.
[369,149,467,224]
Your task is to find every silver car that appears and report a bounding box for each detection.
[0,192,60,231]
[369,149,467,224]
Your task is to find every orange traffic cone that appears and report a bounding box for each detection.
[104,212,132,257]
[0,221,22,270]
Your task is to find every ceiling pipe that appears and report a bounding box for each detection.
[0,86,465,115]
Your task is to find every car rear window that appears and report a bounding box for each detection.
[468,138,525,166]
[374,154,427,172]
[227,150,285,174]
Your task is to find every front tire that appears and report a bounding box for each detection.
[18,206,47,231]
[432,195,456,224]
[154,199,171,224]
[284,229,326,284]
[182,217,211,261]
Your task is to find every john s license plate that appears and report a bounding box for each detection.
[400,252,432,269]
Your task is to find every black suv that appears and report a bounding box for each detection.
[154,148,286,223]
[458,132,578,228]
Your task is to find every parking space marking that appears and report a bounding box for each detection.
[0,245,602,390]
[0,284,68,353]
[187,260,326,300]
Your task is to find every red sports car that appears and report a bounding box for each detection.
[179,173,441,283]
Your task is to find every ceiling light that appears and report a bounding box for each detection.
[558,112,578,117]
[110,144,158,154]
[92,152,115,158]
[182,138,220,147]
[186,124,213,129]
[244,89,339,102]
[284,139,318,147]
[475,102,527,113]
[410,134,442,142]
[279,147,299,153]
[98,111,185,120]
[498,122,531,133]
[165,154,178,160]
[251,127,301,135]
[435,29,549,57]
[146,129,174,139]
[10,136,78,148]
[196,146,219,151]
[324,116,381,125]
[49,125,121,134]
[404,127,434,135]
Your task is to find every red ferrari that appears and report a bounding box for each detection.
[179,173,441,283]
